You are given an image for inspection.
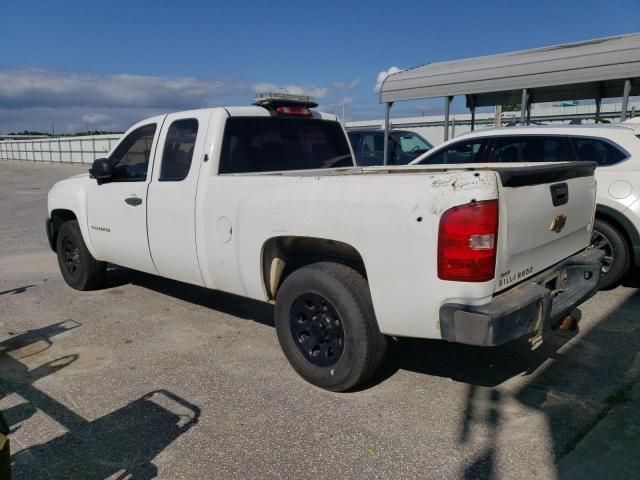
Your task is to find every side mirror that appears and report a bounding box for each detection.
[89,158,112,183]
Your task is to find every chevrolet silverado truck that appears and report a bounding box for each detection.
[46,93,603,391]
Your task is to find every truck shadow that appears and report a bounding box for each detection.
[370,331,577,389]
[107,264,580,390]
[620,266,640,288]
[107,265,275,327]
[0,321,201,479]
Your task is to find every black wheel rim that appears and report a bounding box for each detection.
[290,293,345,367]
[590,230,614,274]
[62,236,81,277]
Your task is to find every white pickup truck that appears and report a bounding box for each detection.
[47,93,603,391]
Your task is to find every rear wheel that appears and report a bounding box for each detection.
[275,262,387,392]
[591,218,630,289]
[56,220,106,291]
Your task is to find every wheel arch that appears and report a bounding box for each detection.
[48,209,78,252]
[260,236,367,300]
[595,204,640,266]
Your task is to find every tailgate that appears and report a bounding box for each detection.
[494,162,597,292]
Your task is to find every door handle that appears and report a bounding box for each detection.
[125,197,143,206]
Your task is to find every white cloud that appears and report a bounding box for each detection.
[0,68,242,110]
[0,68,251,133]
[0,68,375,133]
[342,96,354,106]
[374,66,402,93]
[332,79,361,91]
[252,82,328,99]
[82,113,109,124]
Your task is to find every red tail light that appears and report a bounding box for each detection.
[275,106,311,116]
[438,200,499,282]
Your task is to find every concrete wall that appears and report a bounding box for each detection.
[0,134,122,164]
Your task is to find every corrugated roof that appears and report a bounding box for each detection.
[380,33,640,107]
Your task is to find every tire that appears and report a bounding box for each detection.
[591,218,630,290]
[275,262,387,392]
[55,220,106,291]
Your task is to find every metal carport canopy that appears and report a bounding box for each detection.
[379,33,640,107]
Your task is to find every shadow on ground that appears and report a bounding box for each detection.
[108,265,275,327]
[97,266,640,479]
[0,321,200,479]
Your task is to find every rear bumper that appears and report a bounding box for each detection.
[439,248,604,346]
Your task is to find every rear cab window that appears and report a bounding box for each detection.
[160,119,198,181]
[219,117,353,174]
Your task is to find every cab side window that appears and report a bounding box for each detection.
[160,119,198,181]
[110,124,157,181]
[419,139,487,165]
[571,137,627,166]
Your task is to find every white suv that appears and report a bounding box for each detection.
[412,123,640,289]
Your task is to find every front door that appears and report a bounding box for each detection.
[86,117,165,274]
[146,110,212,286]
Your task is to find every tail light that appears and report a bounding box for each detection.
[438,200,499,282]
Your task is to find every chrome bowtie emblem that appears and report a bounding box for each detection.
[550,214,567,233]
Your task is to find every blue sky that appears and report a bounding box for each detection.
[1,0,639,133]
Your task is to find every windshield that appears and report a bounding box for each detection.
[219,117,354,174]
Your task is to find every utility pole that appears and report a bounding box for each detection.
[494,105,502,128]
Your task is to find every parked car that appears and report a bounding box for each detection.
[412,124,640,289]
[347,129,433,165]
[47,93,601,391]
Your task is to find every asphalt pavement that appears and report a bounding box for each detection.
[1,160,639,479]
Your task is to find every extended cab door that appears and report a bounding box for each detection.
[86,117,164,274]
[146,110,212,286]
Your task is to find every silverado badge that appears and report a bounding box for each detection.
[549,214,567,233]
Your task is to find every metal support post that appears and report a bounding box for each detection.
[621,79,631,121]
[444,96,452,141]
[383,102,392,166]
[521,89,528,125]
[468,94,477,131]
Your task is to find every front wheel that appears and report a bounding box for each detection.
[274,262,387,392]
[591,218,630,290]
[55,220,106,291]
